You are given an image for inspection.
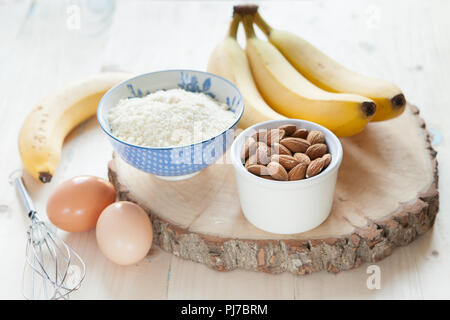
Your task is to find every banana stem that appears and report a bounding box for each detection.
[228,13,240,39]
[254,12,273,36]
[233,4,258,16]
[242,15,256,39]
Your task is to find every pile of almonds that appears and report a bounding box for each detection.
[241,124,332,181]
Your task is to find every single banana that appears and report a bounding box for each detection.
[207,13,284,129]
[254,12,406,122]
[18,72,131,183]
[242,15,376,137]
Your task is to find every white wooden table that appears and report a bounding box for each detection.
[1,0,449,299]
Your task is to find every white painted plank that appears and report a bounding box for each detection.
[0,0,449,299]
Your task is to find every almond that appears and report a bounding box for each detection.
[252,129,268,143]
[256,141,269,149]
[245,154,257,167]
[271,154,299,170]
[271,142,292,156]
[305,143,328,160]
[241,136,257,160]
[256,142,271,165]
[306,158,325,178]
[247,164,270,176]
[293,153,311,166]
[267,161,288,181]
[267,128,286,146]
[292,128,309,139]
[279,137,310,153]
[322,153,332,169]
[278,124,297,136]
[307,130,325,145]
[288,163,307,181]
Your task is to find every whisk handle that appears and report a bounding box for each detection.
[14,177,37,220]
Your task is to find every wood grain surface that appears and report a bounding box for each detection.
[0,0,449,299]
[109,104,439,274]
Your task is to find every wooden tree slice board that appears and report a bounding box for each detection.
[108,105,439,275]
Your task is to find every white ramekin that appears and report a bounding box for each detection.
[230,119,343,234]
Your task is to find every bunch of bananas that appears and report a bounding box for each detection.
[207,5,406,136]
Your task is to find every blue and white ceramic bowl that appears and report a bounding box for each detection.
[98,70,244,180]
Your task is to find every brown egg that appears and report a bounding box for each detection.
[47,176,116,232]
[96,201,153,266]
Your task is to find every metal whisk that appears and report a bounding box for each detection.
[14,176,86,300]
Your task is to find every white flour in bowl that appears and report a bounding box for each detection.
[107,89,236,147]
